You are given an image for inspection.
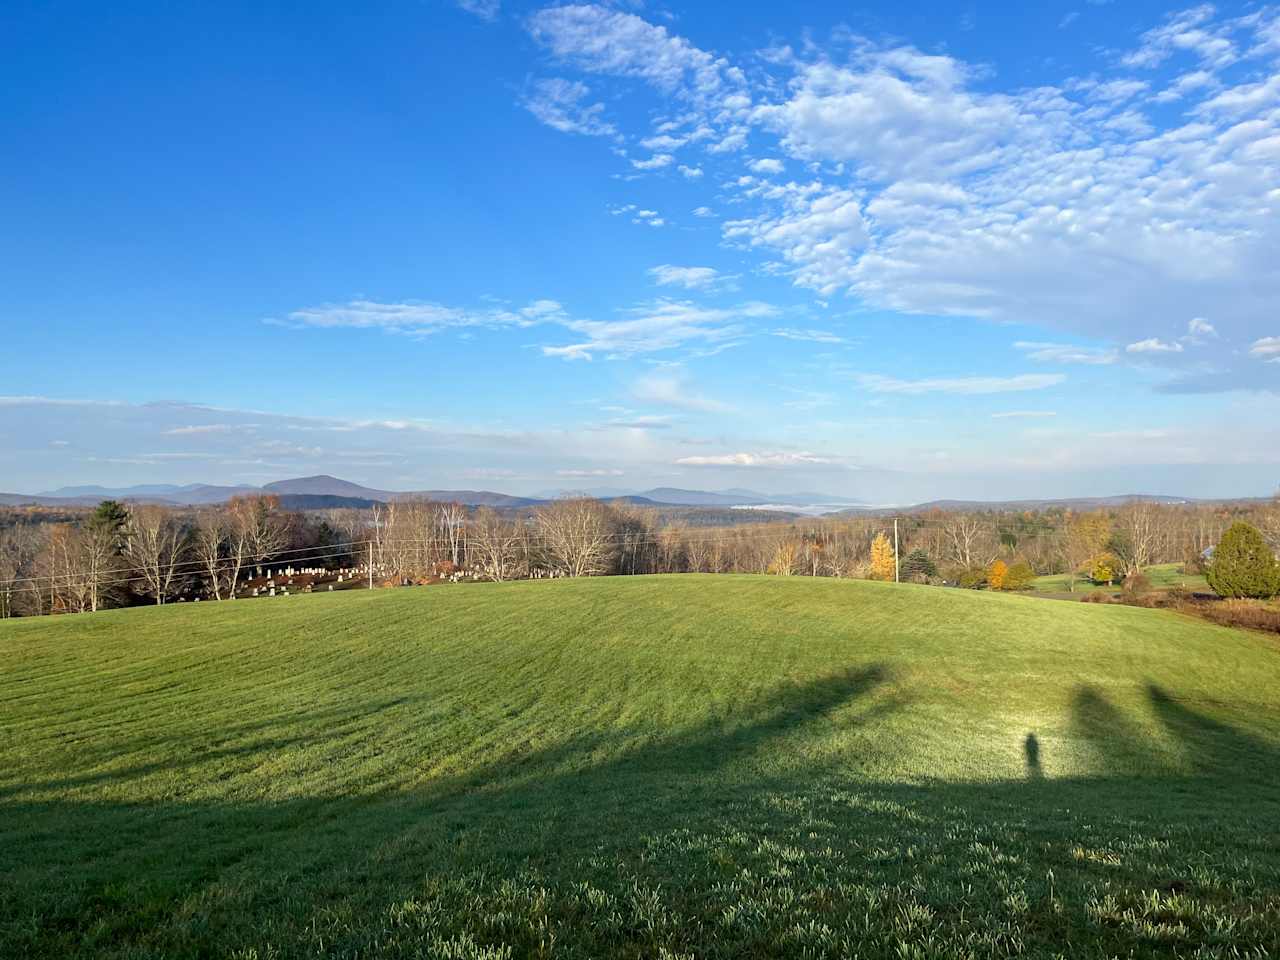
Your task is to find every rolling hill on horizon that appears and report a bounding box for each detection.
[15,475,860,510]
[5,473,1267,514]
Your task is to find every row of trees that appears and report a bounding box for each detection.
[2,494,1278,617]
[0,496,296,615]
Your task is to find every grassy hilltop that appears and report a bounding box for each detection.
[3,575,1280,958]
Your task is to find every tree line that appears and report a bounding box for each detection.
[2,494,1279,618]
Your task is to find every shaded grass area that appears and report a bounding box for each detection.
[3,575,1279,958]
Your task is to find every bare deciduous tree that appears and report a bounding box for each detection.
[944,514,986,568]
[437,502,467,568]
[194,511,235,600]
[39,523,116,613]
[1261,493,1280,552]
[470,507,521,581]
[225,495,288,593]
[126,505,189,604]
[536,498,617,577]
[1115,501,1159,574]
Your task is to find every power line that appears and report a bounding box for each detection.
[0,518,1087,590]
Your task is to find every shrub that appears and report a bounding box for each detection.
[1207,522,1280,599]
[1122,571,1152,597]
[1197,599,1280,634]
[1091,554,1117,585]
[956,566,987,589]
[1003,560,1036,591]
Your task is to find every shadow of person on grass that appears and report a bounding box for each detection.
[1023,732,1042,778]
[3,668,1279,958]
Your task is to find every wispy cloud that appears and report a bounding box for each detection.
[1126,338,1184,354]
[520,78,617,137]
[632,371,731,412]
[856,373,1066,395]
[1014,341,1118,365]
[675,451,834,467]
[543,299,776,361]
[770,328,845,344]
[272,299,563,335]
[456,0,499,21]
[648,264,729,290]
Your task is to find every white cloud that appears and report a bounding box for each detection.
[753,53,1025,182]
[523,4,1280,390]
[675,451,834,467]
[164,424,244,436]
[677,164,704,178]
[641,134,686,151]
[1188,317,1217,336]
[556,468,624,476]
[648,265,723,289]
[457,0,499,21]
[1122,5,1236,71]
[521,78,616,137]
[770,328,844,343]
[1014,341,1118,365]
[1152,69,1218,103]
[991,411,1058,419]
[692,206,715,217]
[749,157,785,174]
[723,188,868,296]
[1250,336,1280,357]
[612,205,666,227]
[856,373,1066,395]
[528,4,732,98]
[632,153,674,170]
[277,299,563,336]
[542,299,776,360]
[1126,338,1185,354]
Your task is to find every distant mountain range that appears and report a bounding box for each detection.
[9,476,542,508]
[2,475,1260,514]
[538,485,863,507]
[5,476,862,510]
[832,494,1259,516]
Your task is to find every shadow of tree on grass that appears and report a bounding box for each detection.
[3,669,1279,959]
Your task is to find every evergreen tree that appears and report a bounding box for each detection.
[88,500,130,555]
[900,548,937,581]
[1207,522,1280,599]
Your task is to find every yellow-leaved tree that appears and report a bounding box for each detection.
[987,559,1009,590]
[869,532,896,581]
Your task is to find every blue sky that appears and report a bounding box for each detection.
[1,0,1278,501]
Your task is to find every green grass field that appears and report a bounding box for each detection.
[1031,561,1212,596]
[3,575,1279,958]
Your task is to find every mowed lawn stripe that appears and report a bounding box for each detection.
[2,574,1279,958]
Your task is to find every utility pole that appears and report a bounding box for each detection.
[893,517,900,583]
[367,541,373,591]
